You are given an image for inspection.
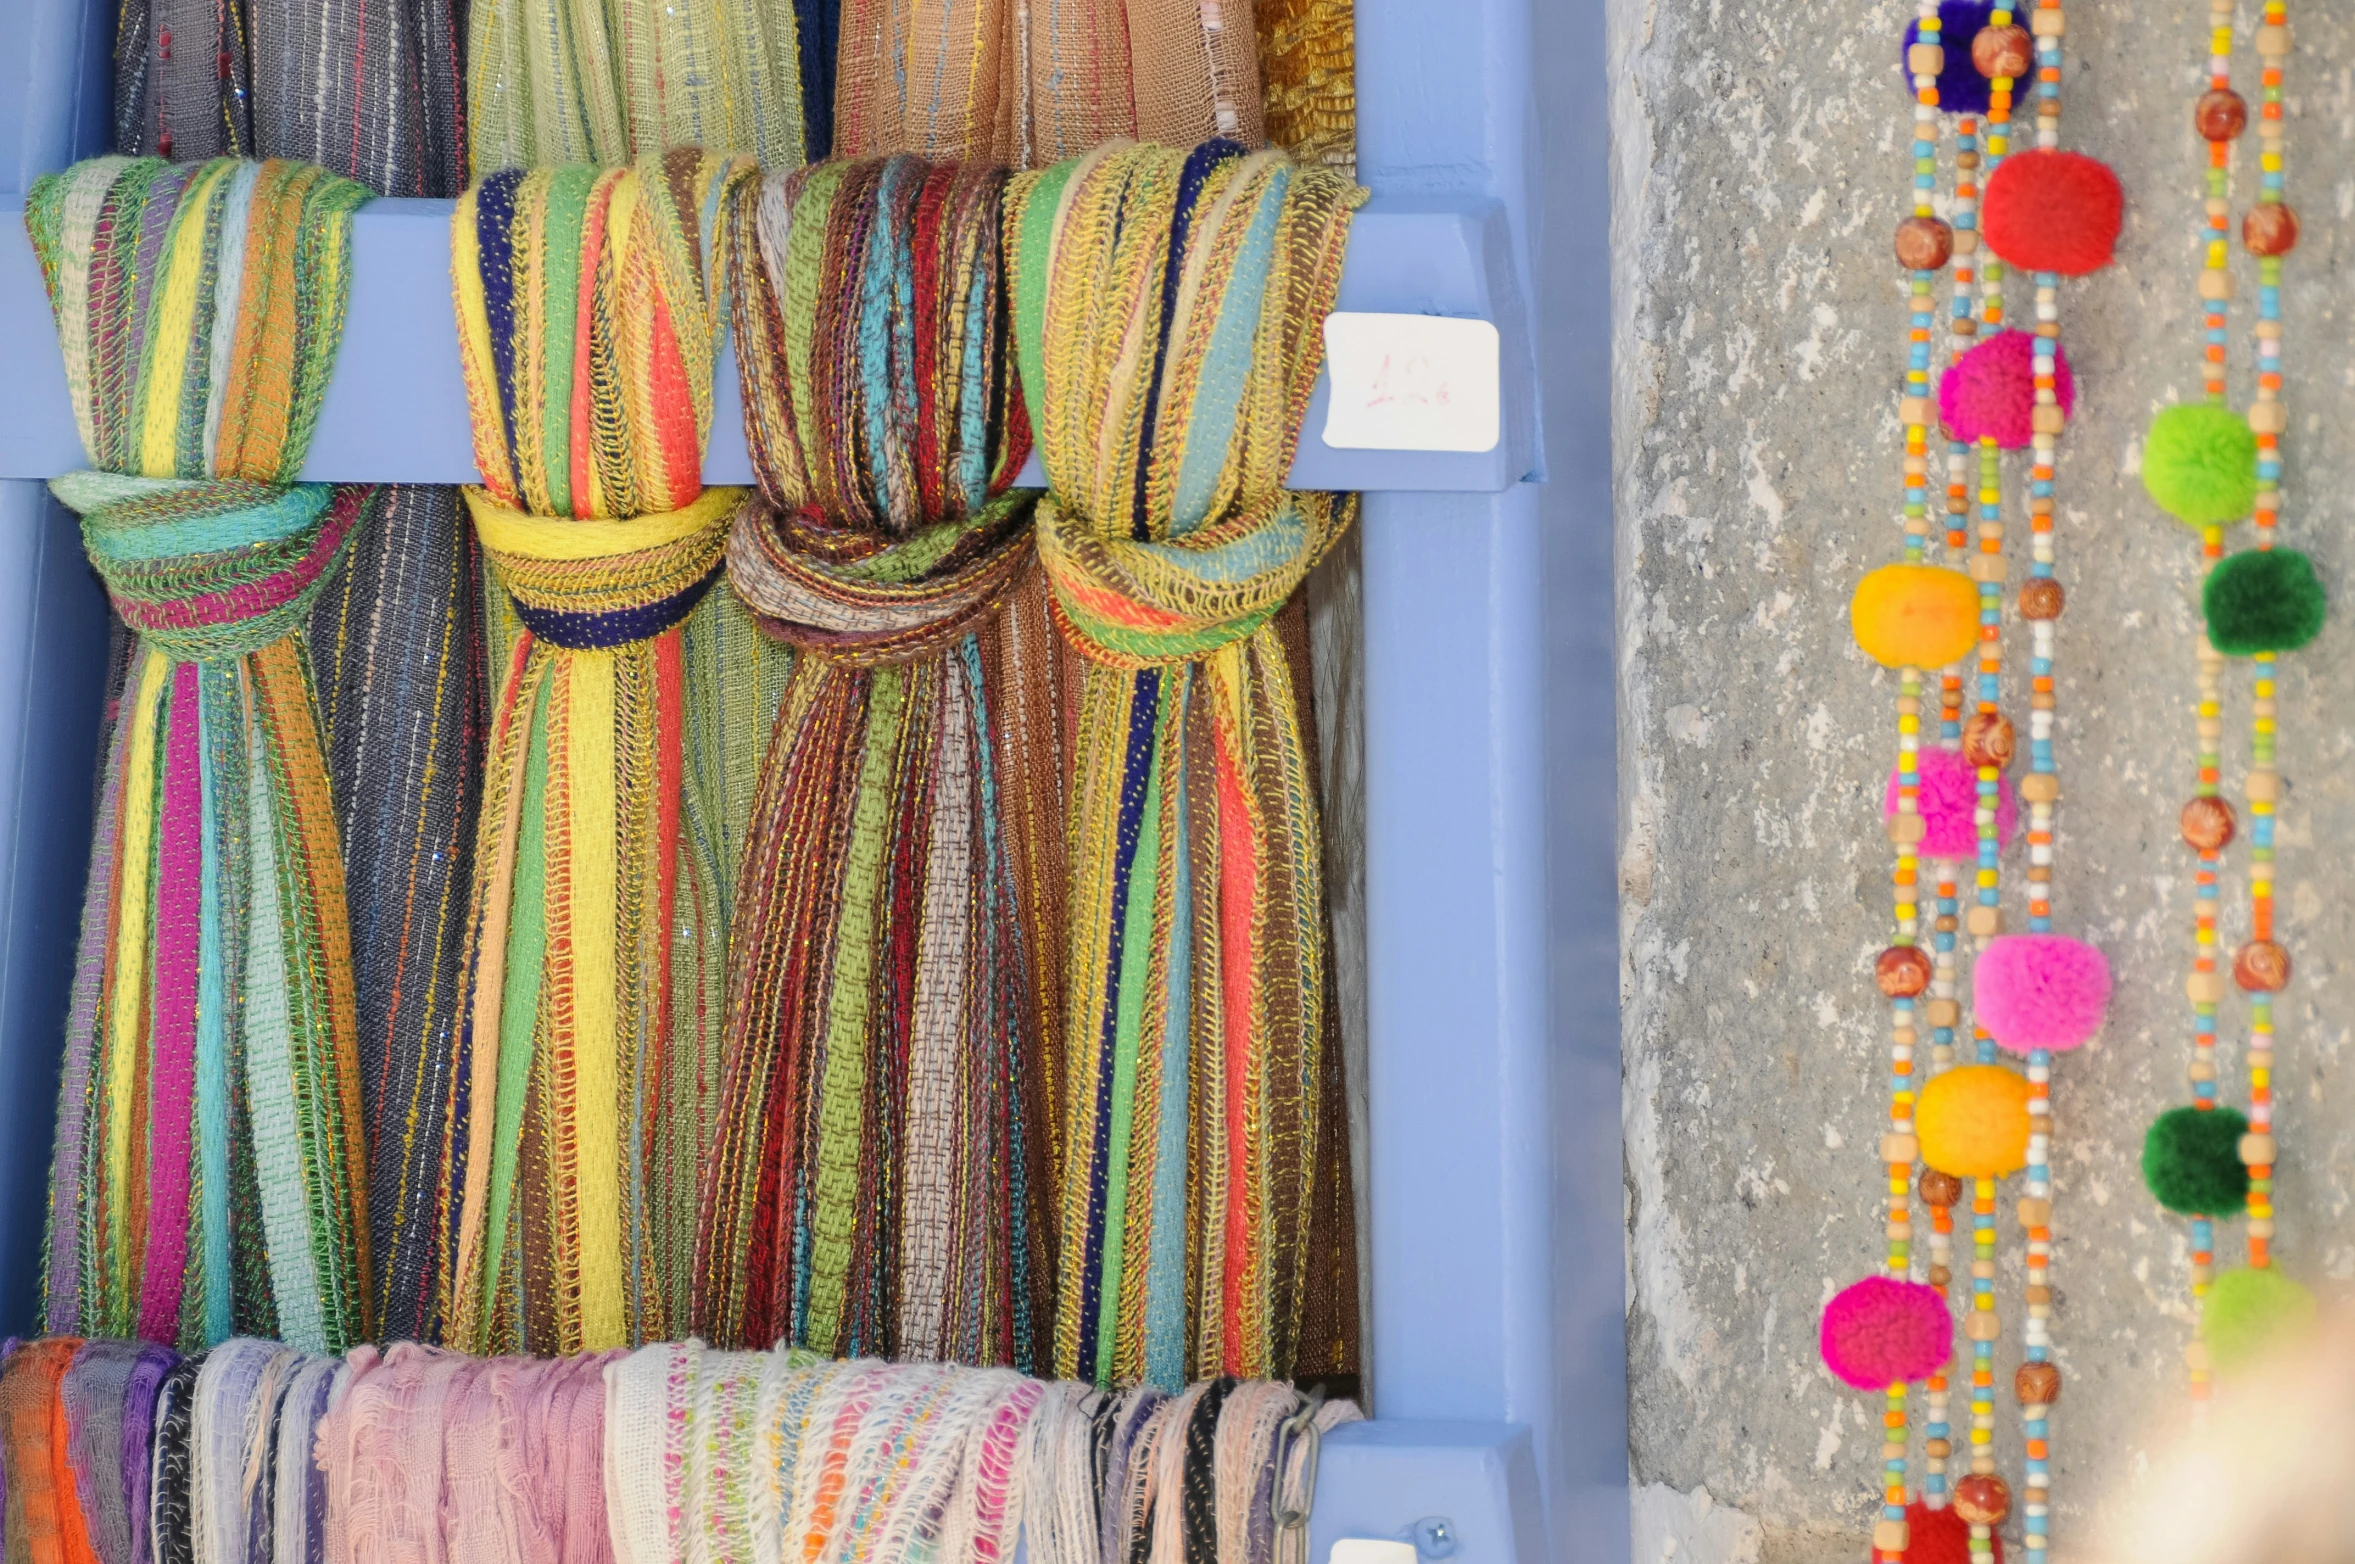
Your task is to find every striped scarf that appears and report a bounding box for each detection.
[443,151,772,1356]
[831,0,1267,168]
[466,0,814,172]
[696,156,1055,1368]
[31,158,376,1357]
[1006,142,1361,1386]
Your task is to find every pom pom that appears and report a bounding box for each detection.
[1884,748,2018,860]
[2143,403,2258,525]
[2142,1105,2251,1217]
[2204,549,2327,657]
[1918,1064,2032,1178]
[1821,1277,1953,1389]
[1973,934,2111,1052]
[1902,1,2000,116]
[1907,1500,2003,1564]
[1852,564,1981,669]
[1982,150,2124,276]
[2203,1266,2318,1377]
[1939,331,2076,449]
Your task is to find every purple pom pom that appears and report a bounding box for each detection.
[1822,1277,1953,1390]
[1885,748,2018,860]
[1903,0,2001,117]
[1940,331,2077,450]
[1974,934,2111,1052]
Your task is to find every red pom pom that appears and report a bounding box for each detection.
[1982,150,2123,276]
[1907,1500,2005,1564]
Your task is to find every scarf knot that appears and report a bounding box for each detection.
[1031,490,1344,670]
[468,486,739,651]
[54,474,370,664]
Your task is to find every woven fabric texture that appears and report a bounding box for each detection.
[441,152,783,1357]
[696,155,1056,1370]
[31,157,377,1357]
[467,0,812,172]
[1004,141,1363,1385]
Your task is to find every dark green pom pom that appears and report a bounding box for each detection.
[2204,549,2326,656]
[2142,1105,2250,1216]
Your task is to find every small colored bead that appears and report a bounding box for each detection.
[1897,215,1957,271]
[2233,939,2291,993]
[1878,944,1935,998]
[2179,796,2236,853]
[1962,712,2015,770]
[1971,23,2032,81]
[2018,578,2064,620]
[1953,1474,2012,1527]
[2243,203,2301,258]
[2014,1362,2061,1405]
[1919,1168,1964,1208]
[2194,88,2248,142]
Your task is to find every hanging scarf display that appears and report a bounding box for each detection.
[1255,0,1357,170]
[31,157,377,1356]
[442,151,775,1356]
[1004,141,1361,1386]
[831,0,1266,168]
[694,154,1055,1369]
[111,0,464,192]
[465,0,811,172]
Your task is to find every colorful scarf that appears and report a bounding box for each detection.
[57,1340,177,1564]
[831,0,1266,167]
[466,0,811,171]
[695,155,1055,1369]
[443,152,774,1355]
[1005,142,1361,1386]
[0,1340,92,1564]
[31,158,376,1357]
[1255,0,1356,170]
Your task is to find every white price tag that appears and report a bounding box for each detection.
[1320,312,1501,454]
[1329,1542,1419,1564]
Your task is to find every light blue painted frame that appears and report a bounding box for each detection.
[0,0,1626,1555]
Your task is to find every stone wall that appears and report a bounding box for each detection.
[1609,2,2355,1560]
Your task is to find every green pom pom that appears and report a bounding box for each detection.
[2204,549,2327,656]
[2144,404,2258,525]
[2203,1266,2318,1376]
[2141,1105,2249,1216]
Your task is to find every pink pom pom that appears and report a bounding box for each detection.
[1974,934,2111,1052]
[1939,331,2077,450]
[1821,1277,1952,1390]
[1884,748,2018,860]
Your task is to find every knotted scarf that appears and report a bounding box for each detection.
[831,0,1265,168]
[443,152,770,1355]
[31,158,376,1357]
[695,154,1057,1369]
[466,0,812,172]
[1005,142,1361,1386]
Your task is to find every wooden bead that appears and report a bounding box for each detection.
[2019,578,2064,620]
[1889,811,1928,845]
[1962,712,2016,770]
[1927,1264,1953,1289]
[1954,1474,2012,1527]
[2020,773,2060,803]
[1965,1310,2002,1342]
[2239,1132,2278,1166]
[1877,945,1934,998]
[2015,1361,2061,1405]
[2246,770,2280,804]
[2196,88,2248,141]
[1925,1436,1952,1459]
[2199,269,2236,301]
[2031,403,2068,434]
[2255,23,2289,56]
[2234,939,2292,992]
[2030,7,2064,36]
[2185,1340,2212,1373]
[2181,796,2236,852]
[1924,997,1962,1028]
[1908,43,1946,78]
[2249,399,2289,435]
[1896,215,1956,271]
[1919,1168,1964,1208]
[1973,24,2032,80]
[2245,203,2301,257]
[1967,553,2008,584]
[2187,971,2226,1005]
[1874,1520,1910,1554]
[1966,905,2002,937]
[1881,1132,1921,1165]
[2017,1196,2051,1228]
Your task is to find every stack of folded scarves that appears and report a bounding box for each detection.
[0,1335,1357,1564]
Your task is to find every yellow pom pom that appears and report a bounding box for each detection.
[1918,1065,2033,1178]
[1851,564,1981,669]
